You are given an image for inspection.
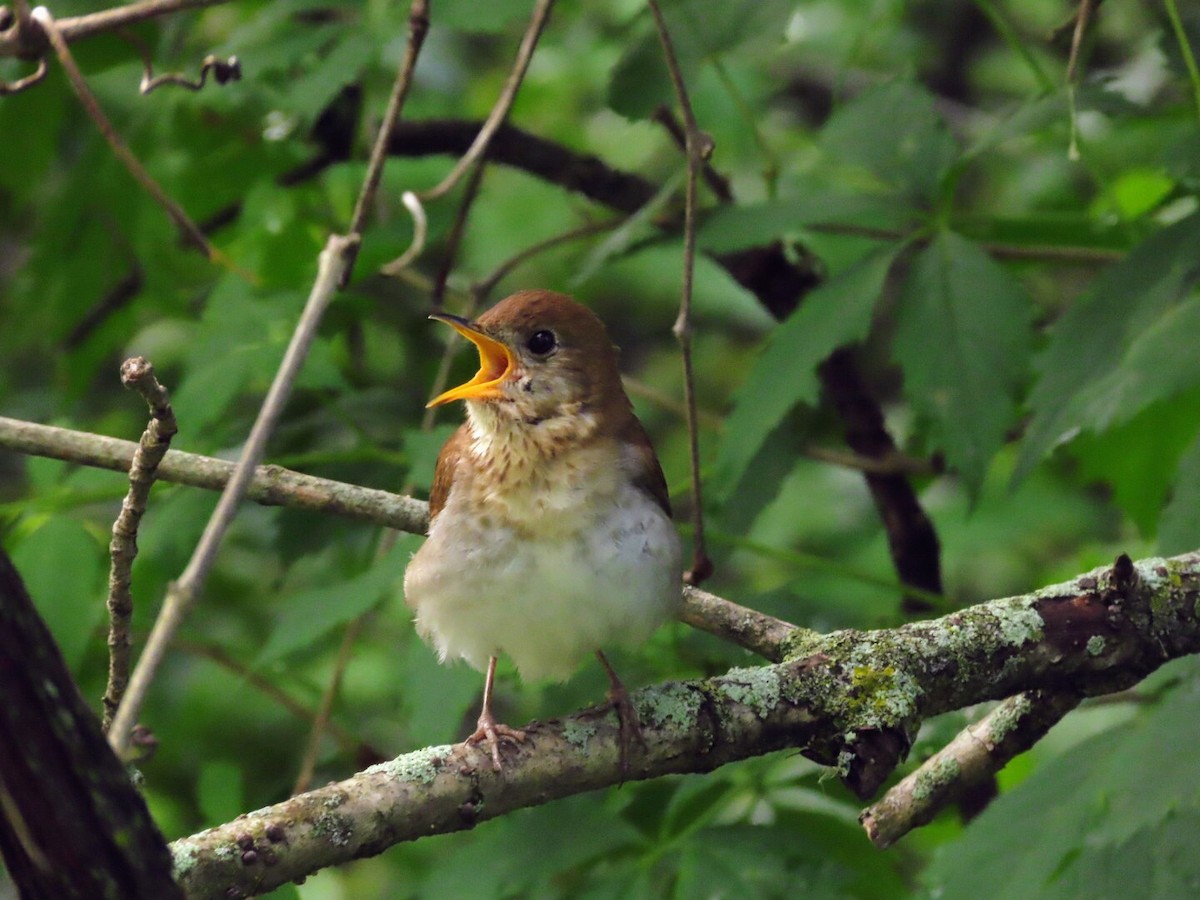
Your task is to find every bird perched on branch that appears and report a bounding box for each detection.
[404,290,682,771]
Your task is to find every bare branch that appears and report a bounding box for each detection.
[679,585,804,662]
[107,235,357,757]
[378,191,428,276]
[0,416,430,533]
[101,358,177,732]
[175,639,377,761]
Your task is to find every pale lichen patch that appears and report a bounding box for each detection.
[636,682,702,731]
[912,756,960,801]
[365,745,454,785]
[719,666,782,719]
[562,719,597,751]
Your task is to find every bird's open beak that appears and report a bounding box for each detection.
[426,313,515,407]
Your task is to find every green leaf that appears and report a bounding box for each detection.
[1070,389,1200,538]
[1053,295,1200,436]
[256,537,416,665]
[1016,213,1200,482]
[710,244,902,502]
[608,0,793,119]
[1161,429,1200,555]
[9,517,105,671]
[821,81,959,207]
[893,231,1031,496]
[925,667,1200,899]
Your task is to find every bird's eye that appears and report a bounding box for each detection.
[525,329,557,356]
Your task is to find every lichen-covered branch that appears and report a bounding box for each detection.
[172,551,1200,898]
[102,358,178,732]
[859,689,1083,847]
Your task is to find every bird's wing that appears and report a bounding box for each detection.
[621,416,672,518]
[428,423,472,522]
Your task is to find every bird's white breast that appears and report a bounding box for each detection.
[403,447,681,682]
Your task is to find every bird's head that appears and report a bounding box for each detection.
[426,290,627,431]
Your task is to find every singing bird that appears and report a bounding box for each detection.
[403,290,682,770]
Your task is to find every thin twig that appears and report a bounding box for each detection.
[140,52,240,94]
[621,377,723,432]
[0,56,46,94]
[1064,0,1097,161]
[107,235,357,757]
[416,0,556,202]
[341,0,430,286]
[175,639,374,759]
[1164,0,1200,125]
[29,7,217,261]
[648,0,713,586]
[379,192,428,276]
[0,0,231,58]
[802,444,942,477]
[101,358,178,732]
[431,156,488,307]
[0,416,430,533]
[291,615,369,795]
[470,220,620,300]
[652,104,733,203]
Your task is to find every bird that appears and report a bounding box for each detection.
[403,290,682,771]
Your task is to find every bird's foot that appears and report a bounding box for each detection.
[467,712,526,771]
[607,680,646,781]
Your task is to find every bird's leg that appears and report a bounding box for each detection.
[596,649,644,777]
[466,655,526,771]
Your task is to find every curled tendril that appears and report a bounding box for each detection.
[140,53,240,95]
[0,56,46,95]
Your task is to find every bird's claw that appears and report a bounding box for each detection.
[467,715,526,771]
[608,683,646,780]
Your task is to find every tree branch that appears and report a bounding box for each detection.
[0,416,429,534]
[171,550,1200,898]
[860,689,1083,847]
[0,0,231,58]
[102,358,177,732]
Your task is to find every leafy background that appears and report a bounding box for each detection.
[3,0,1200,896]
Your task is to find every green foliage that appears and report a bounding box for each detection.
[711,244,901,502]
[893,231,1032,496]
[1,0,1199,897]
[925,661,1200,899]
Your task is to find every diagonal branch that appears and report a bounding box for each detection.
[29,7,218,261]
[107,236,357,757]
